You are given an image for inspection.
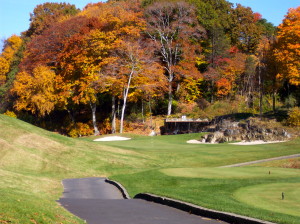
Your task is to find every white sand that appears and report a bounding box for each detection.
[186,139,218,144]
[229,140,286,145]
[187,139,286,145]
[94,136,131,142]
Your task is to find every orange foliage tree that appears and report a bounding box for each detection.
[57,0,149,134]
[274,6,300,86]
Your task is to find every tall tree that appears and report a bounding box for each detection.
[25,2,80,37]
[0,35,22,85]
[57,0,147,134]
[145,1,205,115]
[230,4,262,53]
[274,6,300,86]
[0,35,24,112]
[244,55,258,108]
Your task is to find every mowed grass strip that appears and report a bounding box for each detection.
[161,167,300,179]
[1,114,300,223]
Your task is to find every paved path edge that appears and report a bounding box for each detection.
[104,179,275,224]
[105,178,131,199]
[134,193,276,224]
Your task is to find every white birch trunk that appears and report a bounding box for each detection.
[120,69,134,133]
[90,102,100,136]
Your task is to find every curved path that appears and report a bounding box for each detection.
[57,177,225,224]
[220,153,300,168]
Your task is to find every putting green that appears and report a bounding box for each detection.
[234,183,300,217]
[161,167,300,179]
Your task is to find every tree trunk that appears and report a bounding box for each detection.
[67,109,76,124]
[149,97,153,129]
[273,91,276,112]
[90,102,100,136]
[258,63,263,118]
[111,96,116,134]
[141,100,145,123]
[167,81,173,116]
[120,70,133,133]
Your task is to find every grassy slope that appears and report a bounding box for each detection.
[1,115,300,223]
[0,115,151,223]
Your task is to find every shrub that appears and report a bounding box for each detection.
[287,107,300,126]
[99,118,112,134]
[284,95,297,108]
[3,110,17,118]
[68,122,93,137]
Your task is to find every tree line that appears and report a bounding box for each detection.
[0,0,299,136]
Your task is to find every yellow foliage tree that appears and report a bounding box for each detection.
[0,35,22,85]
[12,65,57,116]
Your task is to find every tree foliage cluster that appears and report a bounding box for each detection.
[1,0,299,135]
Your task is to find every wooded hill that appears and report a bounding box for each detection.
[0,0,299,136]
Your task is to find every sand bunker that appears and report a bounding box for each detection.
[187,139,286,145]
[229,140,286,145]
[186,140,217,144]
[94,136,131,142]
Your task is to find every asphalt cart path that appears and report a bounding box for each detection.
[57,177,225,224]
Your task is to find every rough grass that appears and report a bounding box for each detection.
[1,114,300,224]
[253,158,300,169]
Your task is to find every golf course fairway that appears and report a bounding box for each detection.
[1,114,300,224]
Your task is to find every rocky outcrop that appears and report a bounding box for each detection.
[200,119,291,143]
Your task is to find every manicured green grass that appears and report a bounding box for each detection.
[234,183,300,217]
[161,167,300,179]
[112,168,300,224]
[1,114,300,223]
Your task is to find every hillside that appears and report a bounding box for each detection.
[0,115,148,223]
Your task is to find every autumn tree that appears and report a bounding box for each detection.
[0,35,22,85]
[145,1,205,115]
[12,65,58,116]
[25,2,80,37]
[230,4,262,53]
[57,0,148,134]
[274,6,300,86]
[0,35,24,112]
[243,55,258,108]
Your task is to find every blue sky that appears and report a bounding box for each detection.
[230,0,300,25]
[0,0,299,50]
